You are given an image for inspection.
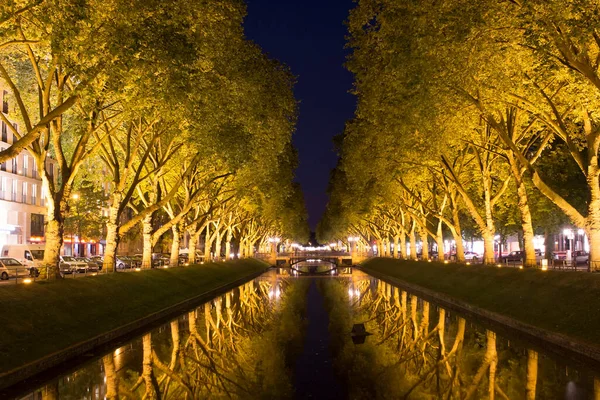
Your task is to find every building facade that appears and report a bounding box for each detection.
[0,88,57,249]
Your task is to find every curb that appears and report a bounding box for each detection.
[359,265,600,367]
[0,263,269,391]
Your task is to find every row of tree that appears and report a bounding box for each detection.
[0,0,308,277]
[318,0,600,268]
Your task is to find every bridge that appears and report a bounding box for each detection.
[274,251,354,267]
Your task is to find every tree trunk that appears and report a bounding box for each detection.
[41,168,67,279]
[214,231,222,261]
[452,203,465,262]
[188,230,200,264]
[142,214,153,269]
[588,227,600,272]
[393,235,399,258]
[400,230,407,259]
[142,333,158,399]
[169,224,180,267]
[43,217,64,279]
[482,231,495,265]
[103,199,121,272]
[409,224,417,260]
[419,226,429,260]
[225,240,231,260]
[509,155,537,268]
[526,349,538,400]
[436,220,445,261]
[42,382,59,400]
[103,353,118,400]
[204,225,212,261]
[544,228,553,261]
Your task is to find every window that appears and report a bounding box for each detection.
[0,147,5,171]
[1,122,6,143]
[31,214,44,236]
[23,156,28,177]
[32,183,37,205]
[11,157,17,174]
[41,186,45,207]
[22,182,27,203]
[47,163,54,179]
[32,159,37,179]
[1,90,8,114]
[0,176,4,200]
[11,179,17,201]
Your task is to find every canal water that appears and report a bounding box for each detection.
[7,264,600,399]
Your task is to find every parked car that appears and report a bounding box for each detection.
[463,252,481,261]
[501,251,524,263]
[152,255,170,268]
[59,256,90,274]
[0,257,39,280]
[573,251,589,265]
[75,257,100,271]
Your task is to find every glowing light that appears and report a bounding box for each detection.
[542,265,548,271]
[563,228,573,237]
[23,278,32,284]
[135,268,141,272]
[444,260,449,264]
[427,259,432,263]
[163,265,169,269]
[519,265,523,269]
[72,193,79,200]
[497,264,502,268]
[466,262,471,265]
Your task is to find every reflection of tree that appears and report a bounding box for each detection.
[103,277,291,399]
[344,277,584,399]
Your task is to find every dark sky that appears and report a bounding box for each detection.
[243,0,356,230]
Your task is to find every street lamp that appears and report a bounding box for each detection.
[71,193,80,257]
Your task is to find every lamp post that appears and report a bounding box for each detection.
[72,193,80,257]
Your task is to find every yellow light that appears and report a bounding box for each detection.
[91,273,97,276]
[163,266,169,269]
[427,259,432,263]
[542,265,548,271]
[497,264,502,268]
[135,268,141,272]
[72,193,79,200]
[519,265,523,269]
[23,278,32,284]
[444,260,449,264]
[466,262,471,265]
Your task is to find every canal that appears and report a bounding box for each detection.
[7,263,600,399]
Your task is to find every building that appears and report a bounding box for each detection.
[0,88,57,249]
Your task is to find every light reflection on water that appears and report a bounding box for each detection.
[12,268,600,399]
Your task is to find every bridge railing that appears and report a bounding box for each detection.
[278,251,351,257]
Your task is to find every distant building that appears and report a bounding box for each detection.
[0,88,58,248]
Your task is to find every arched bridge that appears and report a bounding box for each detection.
[274,252,354,267]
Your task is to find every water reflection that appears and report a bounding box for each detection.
[19,272,296,400]
[334,271,600,399]
[12,268,600,399]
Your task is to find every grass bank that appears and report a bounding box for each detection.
[0,259,267,375]
[361,258,600,346]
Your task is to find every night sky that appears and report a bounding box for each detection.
[244,0,356,229]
